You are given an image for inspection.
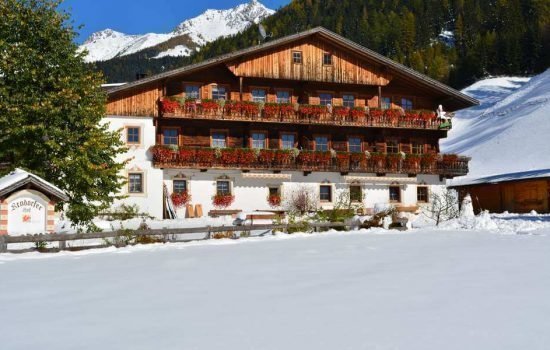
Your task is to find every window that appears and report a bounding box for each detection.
[251,89,266,103]
[343,94,355,108]
[319,93,332,106]
[269,187,279,196]
[315,136,329,151]
[128,173,143,193]
[281,133,295,149]
[417,186,429,202]
[173,179,187,194]
[211,131,227,148]
[412,142,424,154]
[386,140,399,154]
[389,186,401,202]
[185,85,200,99]
[381,96,391,110]
[292,51,302,64]
[320,185,332,202]
[348,137,362,153]
[217,180,231,195]
[323,52,332,65]
[401,98,413,110]
[126,127,140,144]
[276,90,290,103]
[162,128,178,146]
[211,85,226,100]
[251,132,267,149]
[350,185,362,202]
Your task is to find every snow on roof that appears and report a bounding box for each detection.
[451,168,550,187]
[0,168,69,201]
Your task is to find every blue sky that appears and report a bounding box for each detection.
[60,0,290,43]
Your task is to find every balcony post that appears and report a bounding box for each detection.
[378,85,382,109]
[239,76,243,101]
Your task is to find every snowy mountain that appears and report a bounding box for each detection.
[79,0,274,62]
[441,69,550,183]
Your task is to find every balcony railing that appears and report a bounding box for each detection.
[159,99,453,130]
[151,146,469,177]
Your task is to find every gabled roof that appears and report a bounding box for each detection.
[451,168,550,187]
[107,27,479,109]
[0,168,69,202]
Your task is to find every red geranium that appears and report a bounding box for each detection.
[151,145,175,163]
[200,99,220,112]
[279,103,295,115]
[213,194,235,208]
[171,191,191,208]
[220,149,240,165]
[160,99,180,114]
[274,150,292,164]
[421,153,438,168]
[238,149,257,165]
[263,103,280,117]
[258,149,276,165]
[333,106,350,117]
[196,149,215,165]
[297,151,316,164]
[178,148,195,163]
[267,194,282,207]
[351,107,366,118]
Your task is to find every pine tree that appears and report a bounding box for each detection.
[0,0,127,227]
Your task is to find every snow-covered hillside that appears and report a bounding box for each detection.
[441,69,550,183]
[79,0,274,62]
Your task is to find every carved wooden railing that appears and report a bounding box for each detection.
[151,146,469,177]
[159,99,452,130]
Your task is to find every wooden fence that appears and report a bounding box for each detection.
[0,222,349,254]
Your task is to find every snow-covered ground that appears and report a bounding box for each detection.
[1,226,550,350]
[442,69,550,183]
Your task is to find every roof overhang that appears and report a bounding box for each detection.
[0,169,69,202]
[106,27,479,110]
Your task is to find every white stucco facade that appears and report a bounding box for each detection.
[103,115,446,219]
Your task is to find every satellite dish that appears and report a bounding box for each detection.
[258,24,272,43]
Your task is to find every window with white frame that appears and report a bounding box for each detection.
[348,137,362,153]
[281,133,295,149]
[319,93,332,106]
[315,136,329,151]
[292,51,302,64]
[343,94,355,108]
[216,180,231,195]
[211,131,227,148]
[211,85,226,100]
[185,85,200,99]
[128,173,143,193]
[276,90,290,103]
[251,132,267,149]
[173,179,187,194]
[251,89,266,103]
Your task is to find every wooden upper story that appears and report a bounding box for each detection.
[106,27,478,125]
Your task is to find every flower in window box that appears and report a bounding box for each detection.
[178,148,195,163]
[315,151,332,166]
[263,103,280,117]
[369,108,384,120]
[336,152,350,167]
[267,194,282,207]
[387,153,402,169]
[200,99,220,112]
[279,103,295,115]
[238,148,257,166]
[404,153,421,170]
[151,145,175,163]
[350,107,366,118]
[160,99,180,114]
[350,152,366,163]
[258,149,276,165]
[213,194,235,208]
[297,150,316,164]
[421,153,438,169]
[333,106,350,118]
[370,152,386,168]
[196,148,215,165]
[171,191,191,208]
[220,148,240,165]
[274,150,292,164]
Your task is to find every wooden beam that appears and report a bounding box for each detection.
[378,85,382,108]
[239,76,243,101]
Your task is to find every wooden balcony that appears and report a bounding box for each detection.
[160,100,452,131]
[151,146,469,178]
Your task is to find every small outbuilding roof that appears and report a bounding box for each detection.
[0,168,69,202]
[451,168,550,187]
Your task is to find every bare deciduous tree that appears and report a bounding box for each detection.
[423,188,459,226]
[286,185,317,214]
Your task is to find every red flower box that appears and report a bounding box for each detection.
[350,107,366,118]
[178,148,195,163]
[220,149,240,165]
[279,103,295,115]
[267,194,282,207]
[196,149,215,165]
[297,151,316,164]
[263,103,280,117]
[171,191,191,208]
[213,194,235,208]
[333,106,350,117]
[152,145,175,163]
[160,99,180,114]
[238,149,257,166]
[350,152,366,163]
[274,150,292,164]
[421,153,438,168]
[258,149,276,165]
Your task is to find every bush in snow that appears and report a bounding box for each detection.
[286,185,317,214]
[422,188,459,226]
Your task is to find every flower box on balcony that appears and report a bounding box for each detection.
[442,154,459,166]
[279,103,295,116]
[258,149,276,165]
[274,150,292,165]
[199,99,220,114]
[238,148,257,166]
[350,107,366,119]
[160,99,180,114]
[152,145,175,163]
[195,148,215,165]
[263,103,280,118]
[333,106,350,118]
[178,148,195,163]
[421,153,438,170]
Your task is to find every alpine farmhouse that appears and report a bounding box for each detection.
[104,27,478,218]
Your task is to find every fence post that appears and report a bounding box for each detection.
[58,240,66,251]
[206,226,211,240]
[0,235,7,253]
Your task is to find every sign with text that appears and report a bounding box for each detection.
[7,196,47,235]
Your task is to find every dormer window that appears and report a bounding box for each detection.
[323,52,332,65]
[292,51,302,64]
